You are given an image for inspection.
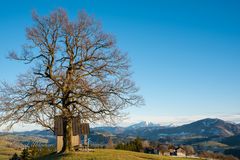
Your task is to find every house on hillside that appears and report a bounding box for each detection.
[158,146,186,157]
[169,148,177,156]
[176,147,186,157]
[159,151,170,156]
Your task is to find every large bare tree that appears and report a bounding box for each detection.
[0,9,142,152]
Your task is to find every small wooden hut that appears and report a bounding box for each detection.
[54,116,90,152]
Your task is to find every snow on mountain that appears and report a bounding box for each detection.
[127,121,161,129]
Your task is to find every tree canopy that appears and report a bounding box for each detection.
[0,9,143,152]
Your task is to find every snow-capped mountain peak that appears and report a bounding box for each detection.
[127,121,160,129]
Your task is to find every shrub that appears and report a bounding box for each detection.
[9,153,20,160]
[116,137,143,152]
[20,148,31,160]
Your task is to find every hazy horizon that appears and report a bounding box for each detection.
[1,113,240,132]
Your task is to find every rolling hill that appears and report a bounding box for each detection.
[37,149,196,160]
[3,118,240,145]
[92,118,240,140]
[221,134,240,146]
[1,118,240,158]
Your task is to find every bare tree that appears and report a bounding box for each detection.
[0,9,143,153]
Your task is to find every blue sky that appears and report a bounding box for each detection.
[0,0,240,130]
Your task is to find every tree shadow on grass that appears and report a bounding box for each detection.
[36,152,73,160]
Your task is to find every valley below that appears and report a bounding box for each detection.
[1,118,240,159]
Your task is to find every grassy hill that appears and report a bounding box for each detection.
[0,138,21,160]
[0,135,196,160]
[38,149,197,160]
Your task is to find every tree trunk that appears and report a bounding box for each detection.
[61,117,74,153]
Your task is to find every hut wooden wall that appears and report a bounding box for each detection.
[54,116,90,152]
[56,135,80,152]
[54,116,63,136]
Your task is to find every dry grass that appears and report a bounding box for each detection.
[38,149,198,160]
[0,139,21,160]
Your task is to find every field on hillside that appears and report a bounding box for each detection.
[0,136,198,160]
[0,138,21,160]
[38,149,198,160]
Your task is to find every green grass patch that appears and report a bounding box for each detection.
[38,149,198,160]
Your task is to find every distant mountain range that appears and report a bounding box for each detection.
[91,118,240,158]
[1,118,240,146]
[2,118,240,138]
[92,118,240,139]
[92,121,165,136]
[1,118,240,158]
[127,121,162,129]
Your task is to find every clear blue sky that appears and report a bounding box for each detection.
[0,0,240,127]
